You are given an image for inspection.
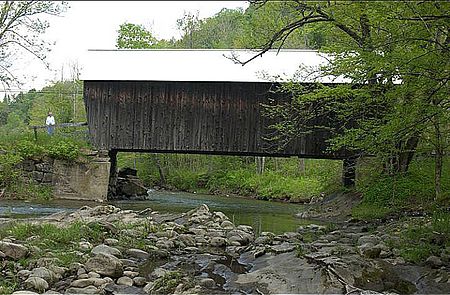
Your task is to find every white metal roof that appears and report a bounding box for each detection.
[80,49,348,83]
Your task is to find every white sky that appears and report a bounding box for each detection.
[8,1,248,93]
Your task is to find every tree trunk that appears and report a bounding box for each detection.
[255,156,265,175]
[434,121,442,200]
[298,157,305,175]
[152,154,166,186]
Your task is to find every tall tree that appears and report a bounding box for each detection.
[0,1,67,85]
[245,0,450,198]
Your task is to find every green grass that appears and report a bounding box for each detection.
[117,153,343,202]
[352,157,450,220]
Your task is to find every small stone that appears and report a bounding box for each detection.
[18,269,31,280]
[78,274,89,279]
[199,278,216,288]
[79,241,93,251]
[143,282,154,294]
[104,238,119,246]
[25,277,49,292]
[123,270,139,278]
[126,248,149,260]
[88,271,100,278]
[133,276,147,287]
[77,268,86,276]
[29,267,57,284]
[210,237,227,247]
[357,235,380,246]
[117,276,134,286]
[220,220,234,229]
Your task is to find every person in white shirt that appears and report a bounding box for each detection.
[45,112,56,135]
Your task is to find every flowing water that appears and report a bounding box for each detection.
[0,190,310,234]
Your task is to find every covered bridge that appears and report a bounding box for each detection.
[81,49,356,185]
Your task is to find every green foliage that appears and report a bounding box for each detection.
[118,153,342,201]
[353,157,449,220]
[117,23,159,49]
[46,139,81,161]
[151,271,183,294]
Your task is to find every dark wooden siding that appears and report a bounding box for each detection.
[84,80,347,158]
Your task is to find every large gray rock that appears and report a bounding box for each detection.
[64,286,100,294]
[426,255,443,268]
[24,277,49,292]
[70,278,106,288]
[0,241,28,260]
[117,276,134,286]
[85,253,123,278]
[91,244,122,257]
[29,267,58,284]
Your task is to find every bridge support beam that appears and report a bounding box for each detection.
[342,157,357,187]
[108,149,118,198]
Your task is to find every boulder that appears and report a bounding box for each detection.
[91,244,122,257]
[24,277,49,292]
[29,267,58,284]
[64,286,100,294]
[85,253,123,278]
[133,276,147,287]
[0,241,28,260]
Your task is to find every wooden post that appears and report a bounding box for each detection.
[33,127,38,141]
[108,150,118,198]
[342,157,357,187]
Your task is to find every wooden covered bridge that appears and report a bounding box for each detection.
[81,49,356,187]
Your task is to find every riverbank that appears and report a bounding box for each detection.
[0,204,448,294]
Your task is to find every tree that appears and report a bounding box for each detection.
[244,0,450,198]
[116,23,158,49]
[0,1,67,85]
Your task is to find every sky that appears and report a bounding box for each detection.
[7,1,248,93]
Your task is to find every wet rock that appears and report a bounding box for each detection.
[91,244,122,257]
[64,286,100,294]
[269,242,296,254]
[227,229,253,246]
[85,253,123,278]
[126,248,149,260]
[0,241,28,260]
[426,256,443,268]
[358,243,381,258]
[254,235,272,245]
[25,277,49,292]
[117,276,134,286]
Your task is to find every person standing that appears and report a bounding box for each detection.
[45,112,56,135]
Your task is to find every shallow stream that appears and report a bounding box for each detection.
[0,190,310,234]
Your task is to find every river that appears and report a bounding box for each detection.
[0,190,311,234]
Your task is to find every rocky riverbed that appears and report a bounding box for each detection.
[0,204,449,294]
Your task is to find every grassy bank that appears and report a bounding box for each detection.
[0,130,90,200]
[117,153,343,202]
